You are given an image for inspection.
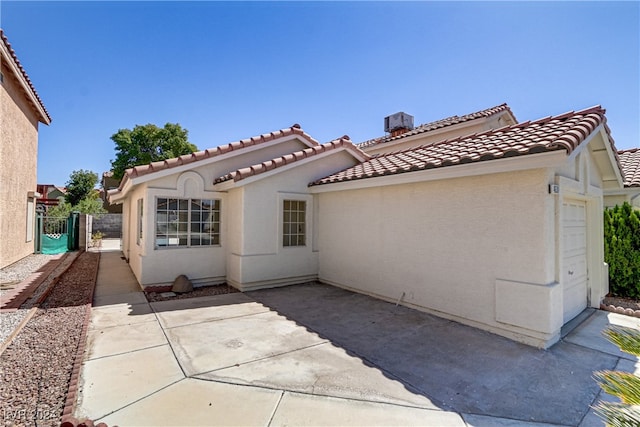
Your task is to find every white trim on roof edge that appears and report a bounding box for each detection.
[213,145,367,191]
[109,134,315,201]
[309,151,567,194]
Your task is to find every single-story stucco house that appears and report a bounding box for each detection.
[109,104,630,348]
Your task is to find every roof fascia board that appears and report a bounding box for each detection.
[596,126,625,186]
[603,187,640,195]
[309,151,566,194]
[569,124,624,187]
[0,42,50,125]
[563,124,600,163]
[502,109,518,125]
[215,146,363,191]
[107,189,125,204]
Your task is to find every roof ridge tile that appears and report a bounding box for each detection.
[312,106,612,187]
[356,103,514,149]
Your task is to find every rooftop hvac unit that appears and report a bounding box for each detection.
[384,112,414,133]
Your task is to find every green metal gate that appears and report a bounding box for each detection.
[35,212,80,254]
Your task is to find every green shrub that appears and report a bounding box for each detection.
[604,203,640,298]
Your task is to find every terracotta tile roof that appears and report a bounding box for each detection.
[214,136,368,184]
[356,103,514,149]
[312,106,609,187]
[0,29,51,124]
[618,148,640,187]
[116,124,318,191]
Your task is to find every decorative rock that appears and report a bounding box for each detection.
[171,274,193,293]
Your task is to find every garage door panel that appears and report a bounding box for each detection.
[562,200,588,324]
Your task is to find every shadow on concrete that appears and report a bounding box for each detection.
[242,282,618,426]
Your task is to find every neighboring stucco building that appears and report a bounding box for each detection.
[109,104,628,348]
[0,30,51,268]
[36,184,66,211]
[604,148,640,208]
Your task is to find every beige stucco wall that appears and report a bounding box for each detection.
[116,138,316,286]
[124,175,227,288]
[604,192,640,209]
[0,59,40,268]
[226,150,358,290]
[119,136,319,287]
[317,168,563,346]
[121,183,145,283]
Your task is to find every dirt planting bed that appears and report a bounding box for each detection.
[0,251,99,427]
[145,283,239,302]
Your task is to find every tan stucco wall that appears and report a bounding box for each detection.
[317,168,561,346]
[126,176,227,287]
[226,150,358,290]
[121,183,145,283]
[117,136,316,287]
[604,192,640,209]
[120,144,360,289]
[0,59,40,268]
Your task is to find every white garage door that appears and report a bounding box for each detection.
[562,199,588,323]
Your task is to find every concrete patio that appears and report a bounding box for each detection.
[74,247,639,426]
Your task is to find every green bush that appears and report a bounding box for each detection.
[604,203,640,298]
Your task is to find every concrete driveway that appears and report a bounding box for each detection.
[74,251,640,426]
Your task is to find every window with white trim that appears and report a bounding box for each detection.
[155,198,220,248]
[283,200,306,247]
[26,197,34,242]
[137,198,143,245]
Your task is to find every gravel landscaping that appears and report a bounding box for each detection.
[0,254,56,299]
[0,251,99,427]
[0,309,31,348]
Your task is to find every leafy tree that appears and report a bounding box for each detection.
[53,170,106,217]
[110,123,197,180]
[50,198,105,218]
[65,169,99,207]
[47,201,72,218]
[604,203,640,298]
[74,192,107,217]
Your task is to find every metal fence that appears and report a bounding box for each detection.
[35,212,79,254]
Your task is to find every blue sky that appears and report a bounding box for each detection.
[2,1,638,186]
